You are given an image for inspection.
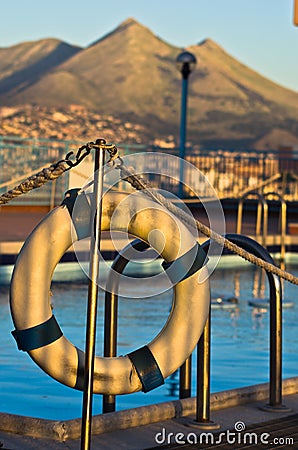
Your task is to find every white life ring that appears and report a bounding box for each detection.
[10,190,210,395]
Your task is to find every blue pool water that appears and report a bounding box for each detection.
[0,258,297,420]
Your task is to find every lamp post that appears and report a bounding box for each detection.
[176,50,197,197]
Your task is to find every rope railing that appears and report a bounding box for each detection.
[116,160,298,286]
[0,140,297,287]
[0,161,69,205]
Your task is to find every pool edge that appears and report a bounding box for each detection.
[0,376,297,441]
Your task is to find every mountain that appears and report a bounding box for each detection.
[0,38,81,99]
[0,18,298,149]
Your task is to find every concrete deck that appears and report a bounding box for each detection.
[0,379,297,449]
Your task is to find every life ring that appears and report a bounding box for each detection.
[10,190,210,395]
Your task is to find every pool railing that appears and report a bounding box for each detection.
[103,234,290,429]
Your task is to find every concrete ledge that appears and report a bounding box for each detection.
[210,376,298,411]
[0,377,298,442]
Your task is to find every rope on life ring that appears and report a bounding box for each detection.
[10,189,210,395]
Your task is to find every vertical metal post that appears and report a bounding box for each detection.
[196,313,211,423]
[179,356,192,399]
[190,234,290,431]
[189,308,219,429]
[280,198,287,271]
[264,192,287,271]
[102,239,149,413]
[236,197,244,234]
[262,200,268,248]
[184,235,220,429]
[178,77,188,198]
[221,234,290,412]
[81,144,105,450]
[255,197,263,237]
[179,77,188,158]
[269,276,282,406]
[237,192,270,249]
[176,51,196,198]
[102,287,118,413]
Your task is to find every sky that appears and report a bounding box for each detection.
[1,0,298,92]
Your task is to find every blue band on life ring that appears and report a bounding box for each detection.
[127,345,164,393]
[162,242,208,284]
[61,188,80,215]
[61,189,91,240]
[11,315,63,352]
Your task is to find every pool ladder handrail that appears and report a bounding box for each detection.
[237,191,268,247]
[237,191,287,268]
[102,235,289,420]
[263,192,287,270]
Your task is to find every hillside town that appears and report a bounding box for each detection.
[1,18,298,151]
[0,104,173,146]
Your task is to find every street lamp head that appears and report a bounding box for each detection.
[176,51,197,79]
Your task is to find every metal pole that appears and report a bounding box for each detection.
[81,143,105,450]
[102,286,118,413]
[236,197,244,234]
[102,254,127,414]
[196,311,211,423]
[179,355,192,399]
[220,234,290,411]
[102,239,149,413]
[176,51,196,197]
[280,198,287,271]
[191,233,289,430]
[189,304,219,430]
[262,200,268,248]
[264,192,287,271]
[178,76,188,198]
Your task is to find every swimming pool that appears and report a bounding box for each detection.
[0,257,297,420]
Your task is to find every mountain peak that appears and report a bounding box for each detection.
[118,17,141,29]
[90,17,147,47]
[197,38,223,50]
[1,19,298,150]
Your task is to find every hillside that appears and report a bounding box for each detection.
[0,38,81,99]
[0,18,298,149]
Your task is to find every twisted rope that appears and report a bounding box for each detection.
[118,162,298,286]
[1,142,297,286]
[0,161,69,205]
